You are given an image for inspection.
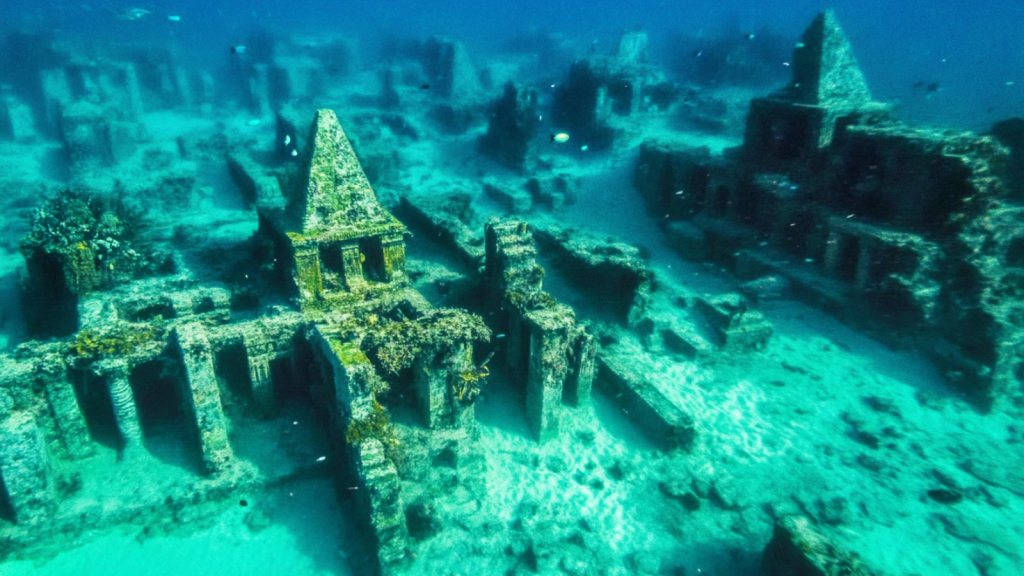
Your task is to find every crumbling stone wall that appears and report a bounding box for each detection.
[634,10,1024,411]
[485,218,595,442]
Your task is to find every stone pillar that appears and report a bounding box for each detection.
[291,242,323,302]
[0,411,55,524]
[414,344,475,430]
[341,243,366,290]
[445,344,477,431]
[525,307,573,443]
[40,68,72,128]
[380,233,406,281]
[174,68,194,108]
[564,330,596,407]
[823,229,843,277]
[414,350,448,429]
[122,63,144,118]
[97,358,143,450]
[173,323,233,474]
[246,347,276,416]
[250,64,272,117]
[39,354,94,459]
[311,330,410,572]
[354,438,409,572]
[854,240,872,289]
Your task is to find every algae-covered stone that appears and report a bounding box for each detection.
[762,515,881,576]
[787,10,871,108]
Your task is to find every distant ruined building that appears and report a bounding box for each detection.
[635,10,1024,411]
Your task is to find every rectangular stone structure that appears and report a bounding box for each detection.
[173,322,233,474]
[564,330,596,407]
[0,411,55,524]
[40,354,94,459]
[596,356,696,451]
[525,306,574,443]
[310,329,409,573]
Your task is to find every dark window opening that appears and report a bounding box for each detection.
[713,185,731,216]
[1007,237,1024,268]
[319,243,346,291]
[214,341,254,404]
[0,473,15,522]
[129,357,203,473]
[193,296,215,314]
[359,237,387,282]
[607,78,633,116]
[837,235,860,283]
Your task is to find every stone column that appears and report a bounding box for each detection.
[0,411,55,524]
[40,354,94,459]
[341,242,366,290]
[246,348,276,416]
[414,350,449,429]
[854,240,872,289]
[565,330,596,407]
[291,242,323,302]
[96,358,143,450]
[380,233,406,281]
[173,323,233,474]
[525,307,573,443]
[823,229,844,277]
[250,64,272,117]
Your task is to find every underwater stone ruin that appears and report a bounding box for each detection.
[1,8,1023,576]
[635,10,1023,411]
[0,107,500,575]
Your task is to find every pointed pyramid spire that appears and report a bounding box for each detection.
[298,109,403,237]
[789,10,871,108]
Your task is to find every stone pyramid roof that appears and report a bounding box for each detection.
[297,109,405,239]
[786,10,871,108]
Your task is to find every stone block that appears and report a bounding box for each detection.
[478,82,538,169]
[694,293,773,351]
[664,221,709,260]
[596,356,695,451]
[483,182,532,214]
[762,515,880,576]
[173,323,233,474]
[525,306,574,443]
[0,411,55,524]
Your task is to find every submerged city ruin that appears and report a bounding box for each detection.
[0,10,1022,576]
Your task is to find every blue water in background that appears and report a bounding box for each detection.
[0,0,1022,129]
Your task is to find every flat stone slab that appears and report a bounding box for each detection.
[596,355,695,451]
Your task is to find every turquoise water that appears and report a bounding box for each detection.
[2,2,1024,576]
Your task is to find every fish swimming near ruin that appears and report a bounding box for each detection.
[551,133,570,143]
[107,7,151,21]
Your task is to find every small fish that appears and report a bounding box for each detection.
[316,456,326,462]
[580,145,588,151]
[230,45,246,55]
[795,42,805,48]
[551,133,570,143]
[926,82,940,92]
[168,15,181,22]
[912,81,926,88]
[109,7,150,21]
[283,135,291,146]
[420,83,430,90]
[291,149,298,157]
[247,119,261,126]
[746,33,756,40]
[692,49,702,57]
